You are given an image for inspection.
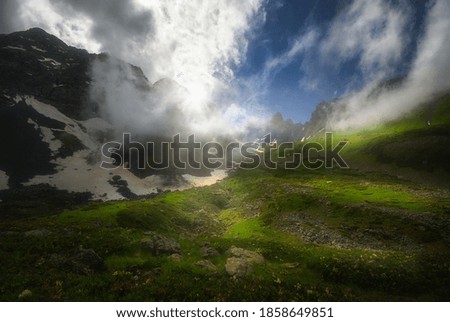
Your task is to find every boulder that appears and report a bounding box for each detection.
[18,289,33,300]
[168,253,182,262]
[225,257,253,277]
[227,246,264,264]
[225,246,265,277]
[200,242,219,258]
[196,260,217,272]
[141,235,181,255]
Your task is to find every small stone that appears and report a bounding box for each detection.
[225,246,265,277]
[227,246,264,264]
[282,262,300,269]
[18,289,32,300]
[25,229,51,237]
[200,242,219,258]
[196,260,217,272]
[140,238,154,251]
[225,257,253,277]
[168,253,182,262]
[141,235,181,255]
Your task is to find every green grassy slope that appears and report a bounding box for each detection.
[335,93,450,185]
[1,167,449,301]
[0,94,449,301]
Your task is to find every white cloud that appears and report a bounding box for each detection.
[328,0,450,130]
[11,0,267,138]
[408,0,450,93]
[99,0,267,139]
[133,0,264,103]
[17,0,101,52]
[234,27,318,124]
[263,28,318,78]
[320,0,410,81]
[116,0,266,138]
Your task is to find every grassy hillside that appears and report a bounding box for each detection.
[335,92,450,185]
[1,95,449,301]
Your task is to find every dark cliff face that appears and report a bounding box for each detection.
[0,27,97,120]
[301,100,336,138]
[0,28,98,187]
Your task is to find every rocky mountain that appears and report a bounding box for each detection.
[0,28,96,120]
[0,28,217,201]
[0,28,97,189]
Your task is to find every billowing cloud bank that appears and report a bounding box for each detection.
[328,0,450,130]
[291,0,450,130]
[2,0,266,139]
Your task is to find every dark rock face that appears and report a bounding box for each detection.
[0,27,96,120]
[302,101,336,138]
[0,101,58,187]
[0,28,98,187]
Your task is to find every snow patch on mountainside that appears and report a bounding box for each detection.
[26,118,62,154]
[42,127,63,153]
[18,97,227,200]
[31,45,47,53]
[24,150,128,200]
[26,96,75,125]
[25,96,98,150]
[38,57,62,66]
[27,117,38,129]
[25,152,226,200]
[3,46,26,51]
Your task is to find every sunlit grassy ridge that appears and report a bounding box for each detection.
[1,94,449,301]
[336,93,450,177]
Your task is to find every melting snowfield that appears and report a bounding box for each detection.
[18,96,227,200]
[25,153,228,201]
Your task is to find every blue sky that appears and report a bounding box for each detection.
[234,0,431,123]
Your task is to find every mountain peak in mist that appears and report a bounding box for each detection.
[0,28,204,197]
